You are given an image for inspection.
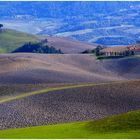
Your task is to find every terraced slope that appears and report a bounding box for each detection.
[0,109,139,138]
[0,80,140,130]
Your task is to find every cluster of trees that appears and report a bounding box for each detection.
[0,24,3,32]
[105,50,134,56]
[12,40,63,54]
[0,24,3,29]
[95,45,103,56]
[82,45,105,56]
[124,50,134,56]
[82,49,95,54]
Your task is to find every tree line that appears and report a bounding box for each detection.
[12,40,63,54]
[0,24,3,29]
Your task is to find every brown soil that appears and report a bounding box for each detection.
[0,53,129,84]
[0,80,140,130]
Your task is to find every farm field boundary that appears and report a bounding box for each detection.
[1,79,140,104]
[0,109,140,138]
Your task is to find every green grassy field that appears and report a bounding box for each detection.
[0,109,139,139]
[0,29,39,53]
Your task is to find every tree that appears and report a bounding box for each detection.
[95,46,101,56]
[0,24,3,29]
[125,50,134,56]
[125,50,130,56]
[131,50,134,55]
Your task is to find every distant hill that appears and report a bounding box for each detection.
[0,1,137,18]
[2,53,140,84]
[0,29,39,53]
[1,1,140,45]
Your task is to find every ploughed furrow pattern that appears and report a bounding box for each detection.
[0,83,77,99]
[0,84,49,99]
[0,80,140,130]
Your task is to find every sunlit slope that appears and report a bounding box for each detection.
[0,53,124,84]
[0,29,39,53]
[46,36,96,53]
[0,109,139,139]
[1,53,140,84]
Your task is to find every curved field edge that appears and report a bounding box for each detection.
[0,109,139,138]
[0,79,139,104]
[0,83,101,104]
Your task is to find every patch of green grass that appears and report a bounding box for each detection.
[96,55,137,60]
[96,55,125,60]
[0,109,140,139]
[0,29,39,53]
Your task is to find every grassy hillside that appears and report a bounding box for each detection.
[0,109,139,139]
[0,28,96,54]
[0,29,39,53]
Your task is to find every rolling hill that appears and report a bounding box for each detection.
[0,53,124,84]
[0,53,140,138]
[0,79,140,130]
[1,53,140,84]
[0,109,139,138]
[0,2,140,139]
[0,29,96,54]
[45,36,96,54]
